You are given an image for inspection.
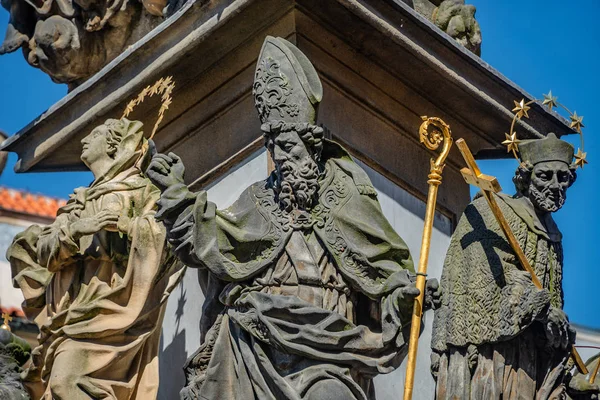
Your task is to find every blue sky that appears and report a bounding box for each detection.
[0,1,599,327]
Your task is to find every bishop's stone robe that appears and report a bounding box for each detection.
[432,192,569,400]
[157,141,417,400]
[7,133,184,400]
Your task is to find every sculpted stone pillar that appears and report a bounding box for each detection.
[0,0,191,87]
[7,118,185,399]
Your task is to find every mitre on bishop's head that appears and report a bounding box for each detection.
[253,36,323,126]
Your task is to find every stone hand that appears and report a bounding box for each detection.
[544,306,575,350]
[568,372,600,399]
[393,284,420,322]
[70,210,120,240]
[424,278,441,311]
[145,140,186,192]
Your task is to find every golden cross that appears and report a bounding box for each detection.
[1,313,12,332]
[455,138,587,375]
[457,139,542,288]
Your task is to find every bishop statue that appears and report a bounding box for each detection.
[146,36,439,400]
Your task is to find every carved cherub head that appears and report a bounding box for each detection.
[513,133,577,213]
[433,0,482,56]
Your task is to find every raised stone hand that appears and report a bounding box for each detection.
[145,141,186,192]
[70,210,120,240]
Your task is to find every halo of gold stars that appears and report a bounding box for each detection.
[542,91,558,111]
[575,148,588,169]
[502,132,521,159]
[506,93,588,170]
[570,112,585,133]
[512,99,531,119]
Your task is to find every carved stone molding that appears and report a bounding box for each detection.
[410,0,481,55]
[0,0,193,88]
[2,0,480,87]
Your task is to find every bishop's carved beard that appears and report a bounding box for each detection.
[275,157,320,213]
[528,182,566,213]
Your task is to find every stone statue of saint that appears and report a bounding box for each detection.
[431,133,598,399]
[146,36,438,400]
[7,118,184,399]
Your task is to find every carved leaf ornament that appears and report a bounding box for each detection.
[253,57,300,123]
[122,76,175,140]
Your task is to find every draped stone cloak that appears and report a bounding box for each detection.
[431,192,568,399]
[157,141,416,400]
[7,129,184,400]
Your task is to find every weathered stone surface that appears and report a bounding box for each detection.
[410,0,481,55]
[0,329,30,400]
[6,118,185,399]
[0,0,481,87]
[568,354,600,399]
[0,3,582,394]
[1,0,577,227]
[431,134,598,399]
[146,36,439,399]
[0,0,193,87]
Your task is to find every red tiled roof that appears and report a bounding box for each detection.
[0,188,66,218]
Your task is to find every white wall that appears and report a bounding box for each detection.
[0,222,28,311]
[158,150,269,399]
[360,160,451,400]
[158,150,453,399]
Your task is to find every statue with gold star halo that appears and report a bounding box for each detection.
[431,93,597,399]
[6,77,184,400]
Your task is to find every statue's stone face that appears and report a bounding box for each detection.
[81,125,111,170]
[271,130,311,165]
[528,161,571,213]
[268,130,320,212]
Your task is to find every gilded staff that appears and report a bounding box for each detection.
[455,138,588,375]
[590,356,600,384]
[403,116,453,400]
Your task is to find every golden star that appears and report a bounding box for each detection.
[512,99,531,119]
[502,132,521,154]
[542,91,558,111]
[570,112,585,132]
[574,148,588,169]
